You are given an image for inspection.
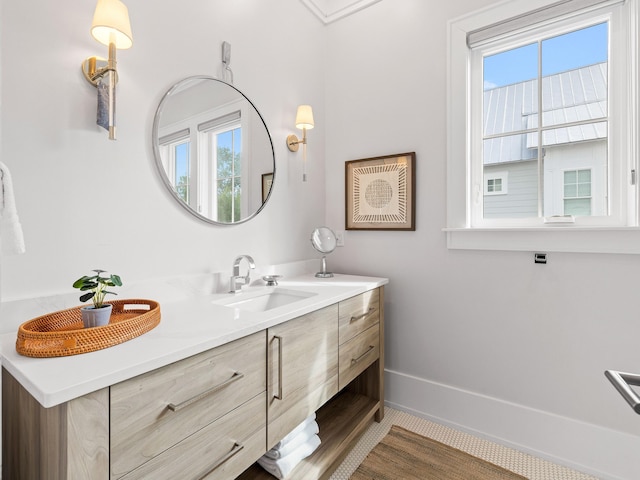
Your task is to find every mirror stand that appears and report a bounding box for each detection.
[316,256,333,278]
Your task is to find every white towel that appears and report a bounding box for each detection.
[265,420,319,459]
[258,434,321,479]
[0,161,25,256]
[272,413,316,450]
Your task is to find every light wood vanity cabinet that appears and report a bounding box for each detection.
[3,286,384,480]
[266,304,339,448]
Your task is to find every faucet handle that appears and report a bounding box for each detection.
[262,275,282,286]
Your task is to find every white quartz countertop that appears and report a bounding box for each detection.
[0,273,388,408]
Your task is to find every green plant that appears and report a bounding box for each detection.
[72,269,123,309]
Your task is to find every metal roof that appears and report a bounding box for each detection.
[483,62,607,165]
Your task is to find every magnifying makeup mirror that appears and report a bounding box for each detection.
[310,227,337,278]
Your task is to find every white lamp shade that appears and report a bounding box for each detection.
[91,0,133,49]
[295,105,314,130]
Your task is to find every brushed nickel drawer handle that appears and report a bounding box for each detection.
[350,307,375,323]
[274,335,283,400]
[167,372,244,412]
[197,442,244,479]
[351,345,375,365]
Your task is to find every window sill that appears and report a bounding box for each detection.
[444,226,640,254]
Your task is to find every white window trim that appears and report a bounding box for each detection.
[446,0,640,254]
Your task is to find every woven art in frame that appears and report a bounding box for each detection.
[345,152,415,230]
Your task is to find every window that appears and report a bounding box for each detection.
[485,172,507,195]
[159,129,191,204]
[563,169,592,215]
[446,0,640,253]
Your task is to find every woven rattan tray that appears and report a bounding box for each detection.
[16,299,161,358]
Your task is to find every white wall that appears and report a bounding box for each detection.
[325,1,640,479]
[0,0,327,301]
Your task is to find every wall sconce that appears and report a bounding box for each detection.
[81,0,133,140]
[286,105,314,182]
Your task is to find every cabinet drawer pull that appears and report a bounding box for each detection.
[167,372,244,412]
[351,345,375,365]
[197,442,244,479]
[274,335,284,400]
[350,307,375,323]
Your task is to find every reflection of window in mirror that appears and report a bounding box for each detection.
[159,130,191,204]
[159,101,249,223]
[199,115,242,223]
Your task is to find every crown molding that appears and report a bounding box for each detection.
[299,0,384,24]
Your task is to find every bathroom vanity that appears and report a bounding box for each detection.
[1,274,386,480]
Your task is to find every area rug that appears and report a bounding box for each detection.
[349,425,528,480]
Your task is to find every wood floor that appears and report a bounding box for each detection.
[328,407,598,480]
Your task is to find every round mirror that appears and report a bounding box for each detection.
[310,227,337,278]
[152,76,275,225]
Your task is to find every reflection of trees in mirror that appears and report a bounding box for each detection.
[216,145,242,223]
[177,176,189,203]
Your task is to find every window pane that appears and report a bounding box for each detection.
[541,24,608,128]
[233,128,242,174]
[217,130,233,177]
[578,169,591,183]
[175,142,190,203]
[484,43,538,136]
[564,198,591,216]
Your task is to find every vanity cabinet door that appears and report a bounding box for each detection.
[267,304,339,448]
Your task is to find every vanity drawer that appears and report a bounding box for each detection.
[110,331,266,479]
[338,288,379,345]
[119,393,266,480]
[338,323,380,391]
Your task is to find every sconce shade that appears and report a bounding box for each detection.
[91,0,133,49]
[295,105,314,130]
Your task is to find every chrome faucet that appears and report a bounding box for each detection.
[229,255,256,293]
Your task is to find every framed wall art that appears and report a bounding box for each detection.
[262,173,273,202]
[345,152,415,230]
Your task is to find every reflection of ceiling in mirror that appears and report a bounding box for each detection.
[299,0,384,24]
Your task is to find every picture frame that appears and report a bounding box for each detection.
[262,173,273,202]
[345,152,415,230]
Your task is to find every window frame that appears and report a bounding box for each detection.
[446,0,640,253]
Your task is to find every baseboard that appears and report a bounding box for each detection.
[385,369,639,480]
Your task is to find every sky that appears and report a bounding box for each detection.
[483,22,608,90]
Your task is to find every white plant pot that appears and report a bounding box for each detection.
[80,304,113,328]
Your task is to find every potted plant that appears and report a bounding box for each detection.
[73,269,123,328]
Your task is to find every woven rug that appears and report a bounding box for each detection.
[349,425,528,480]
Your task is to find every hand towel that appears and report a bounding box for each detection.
[258,434,321,479]
[272,413,316,449]
[265,420,319,460]
[0,161,25,255]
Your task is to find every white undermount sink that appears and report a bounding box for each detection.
[213,288,317,312]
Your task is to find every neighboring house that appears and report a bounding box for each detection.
[483,62,607,218]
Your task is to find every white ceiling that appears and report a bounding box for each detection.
[299,0,384,24]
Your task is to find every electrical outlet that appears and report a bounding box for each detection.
[335,230,345,247]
